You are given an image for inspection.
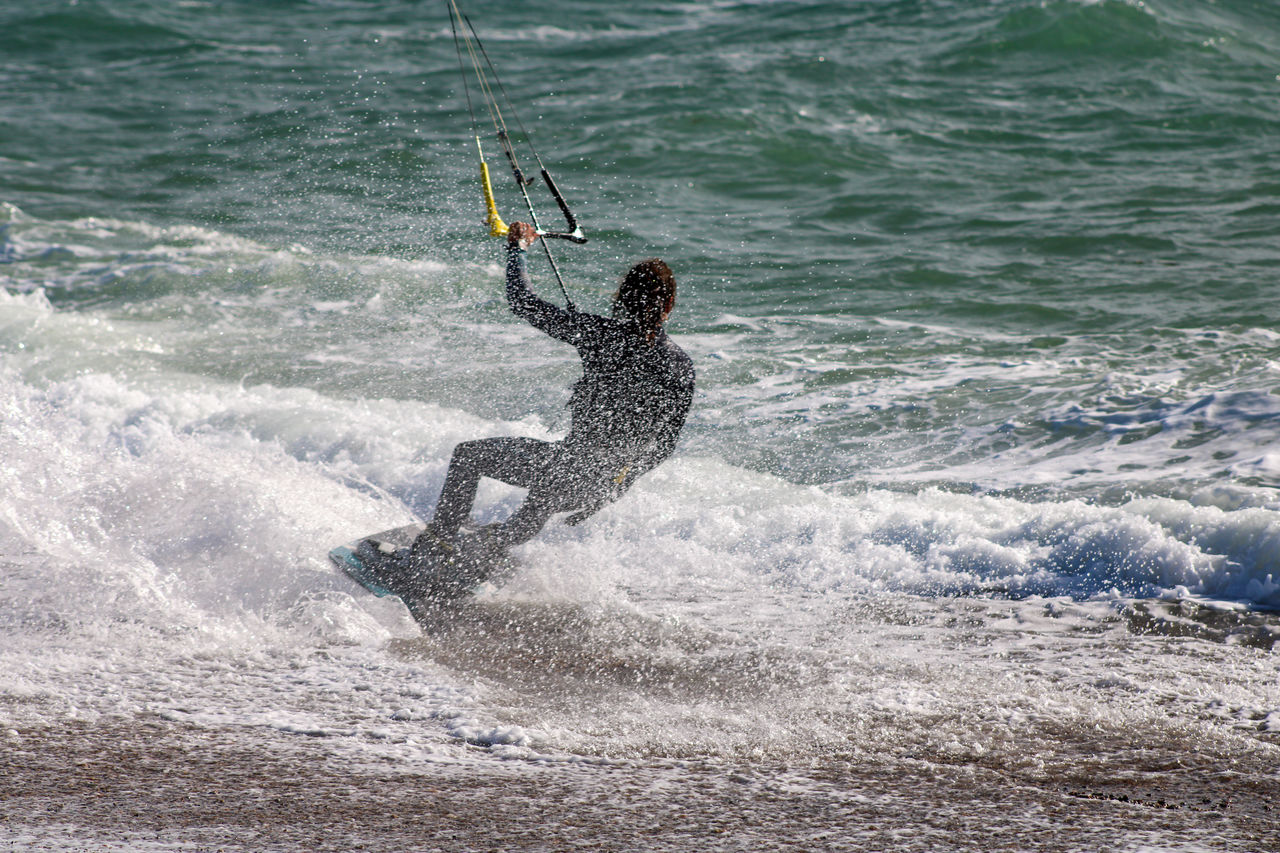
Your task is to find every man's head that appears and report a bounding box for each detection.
[614,258,676,341]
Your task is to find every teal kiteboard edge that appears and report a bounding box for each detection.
[329,522,513,615]
[328,522,426,600]
[329,543,399,598]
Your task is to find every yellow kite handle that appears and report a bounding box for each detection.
[479,159,508,238]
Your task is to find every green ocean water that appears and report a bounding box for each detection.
[5,0,1280,498]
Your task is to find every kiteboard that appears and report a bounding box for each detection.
[329,522,512,617]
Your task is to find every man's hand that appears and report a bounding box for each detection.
[507,221,537,250]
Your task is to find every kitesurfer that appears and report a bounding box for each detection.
[413,221,695,562]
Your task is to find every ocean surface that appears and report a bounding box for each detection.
[2,0,1278,849]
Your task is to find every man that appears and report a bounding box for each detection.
[412,221,695,573]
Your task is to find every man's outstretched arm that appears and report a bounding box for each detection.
[504,222,586,345]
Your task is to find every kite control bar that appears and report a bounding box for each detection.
[478,142,585,244]
[449,0,586,307]
[537,167,586,244]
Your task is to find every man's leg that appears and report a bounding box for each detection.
[483,492,559,548]
[430,437,558,540]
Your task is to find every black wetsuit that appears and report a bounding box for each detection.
[430,245,695,547]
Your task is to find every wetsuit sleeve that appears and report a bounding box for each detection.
[506,245,589,345]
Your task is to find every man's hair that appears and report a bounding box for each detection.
[614,258,676,342]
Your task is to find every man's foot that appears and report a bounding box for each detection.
[467,522,505,552]
[410,523,457,562]
[405,524,475,600]
[396,522,517,602]
[354,538,412,593]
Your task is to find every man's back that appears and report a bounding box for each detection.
[505,245,695,479]
[566,322,694,468]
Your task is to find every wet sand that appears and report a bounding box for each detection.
[3,717,1275,852]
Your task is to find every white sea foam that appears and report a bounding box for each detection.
[4,226,1280,625]
[2,208,1278,780]
[4,341,1276,772]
